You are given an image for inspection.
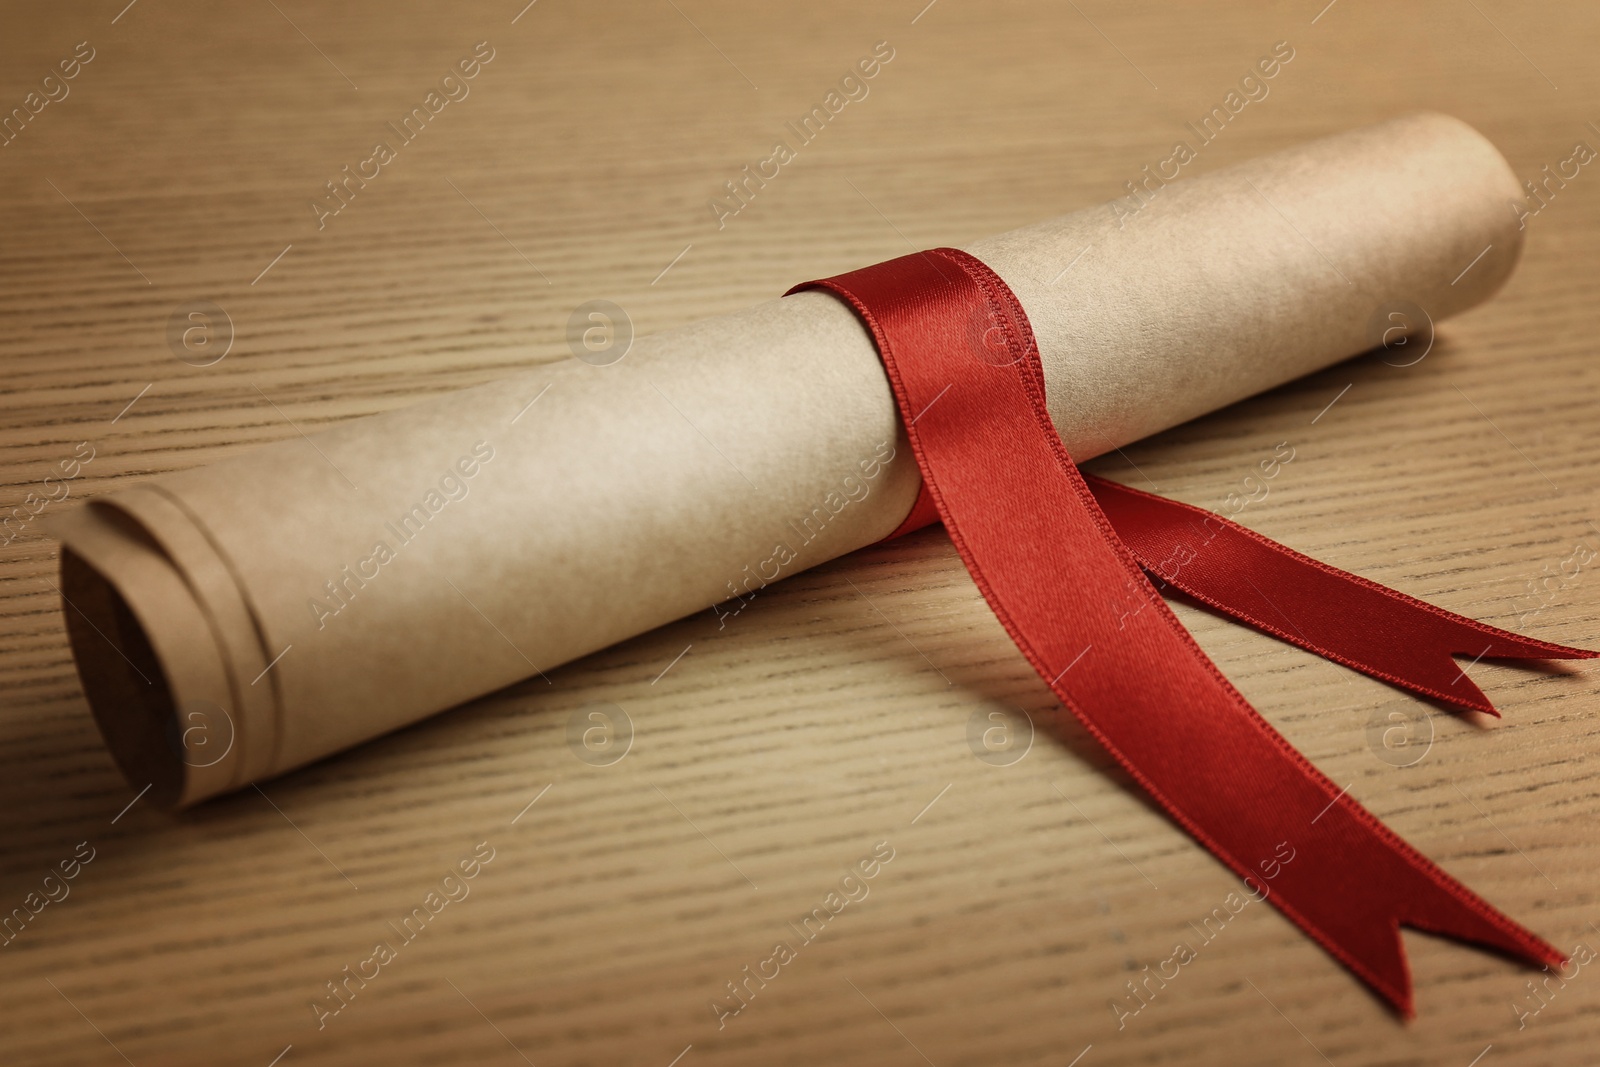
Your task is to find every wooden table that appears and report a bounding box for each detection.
[4,1,1599,1064]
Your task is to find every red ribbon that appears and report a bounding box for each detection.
[791,247,1595,1015]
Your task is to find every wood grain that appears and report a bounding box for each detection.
[3,1,1600,1064]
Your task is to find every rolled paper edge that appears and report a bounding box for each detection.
[55,503,244,807]
[106,484,283,788]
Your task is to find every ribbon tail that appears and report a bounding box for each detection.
[1275,791,1565,1017]
[1085,473,1598,715]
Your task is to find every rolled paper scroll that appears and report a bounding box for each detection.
[58,111,1524,808]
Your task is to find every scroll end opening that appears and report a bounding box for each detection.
[60,546,187,809]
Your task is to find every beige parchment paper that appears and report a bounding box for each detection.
[55,112,1525,806]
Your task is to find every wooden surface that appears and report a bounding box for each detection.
[3,1,1600,1064]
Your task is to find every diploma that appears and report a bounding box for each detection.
[56,112,1523,807]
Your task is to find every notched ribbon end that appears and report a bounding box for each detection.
[1435,637,1600,716]
[1375,896,1566,1019]
[1344,909,1562,1020]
